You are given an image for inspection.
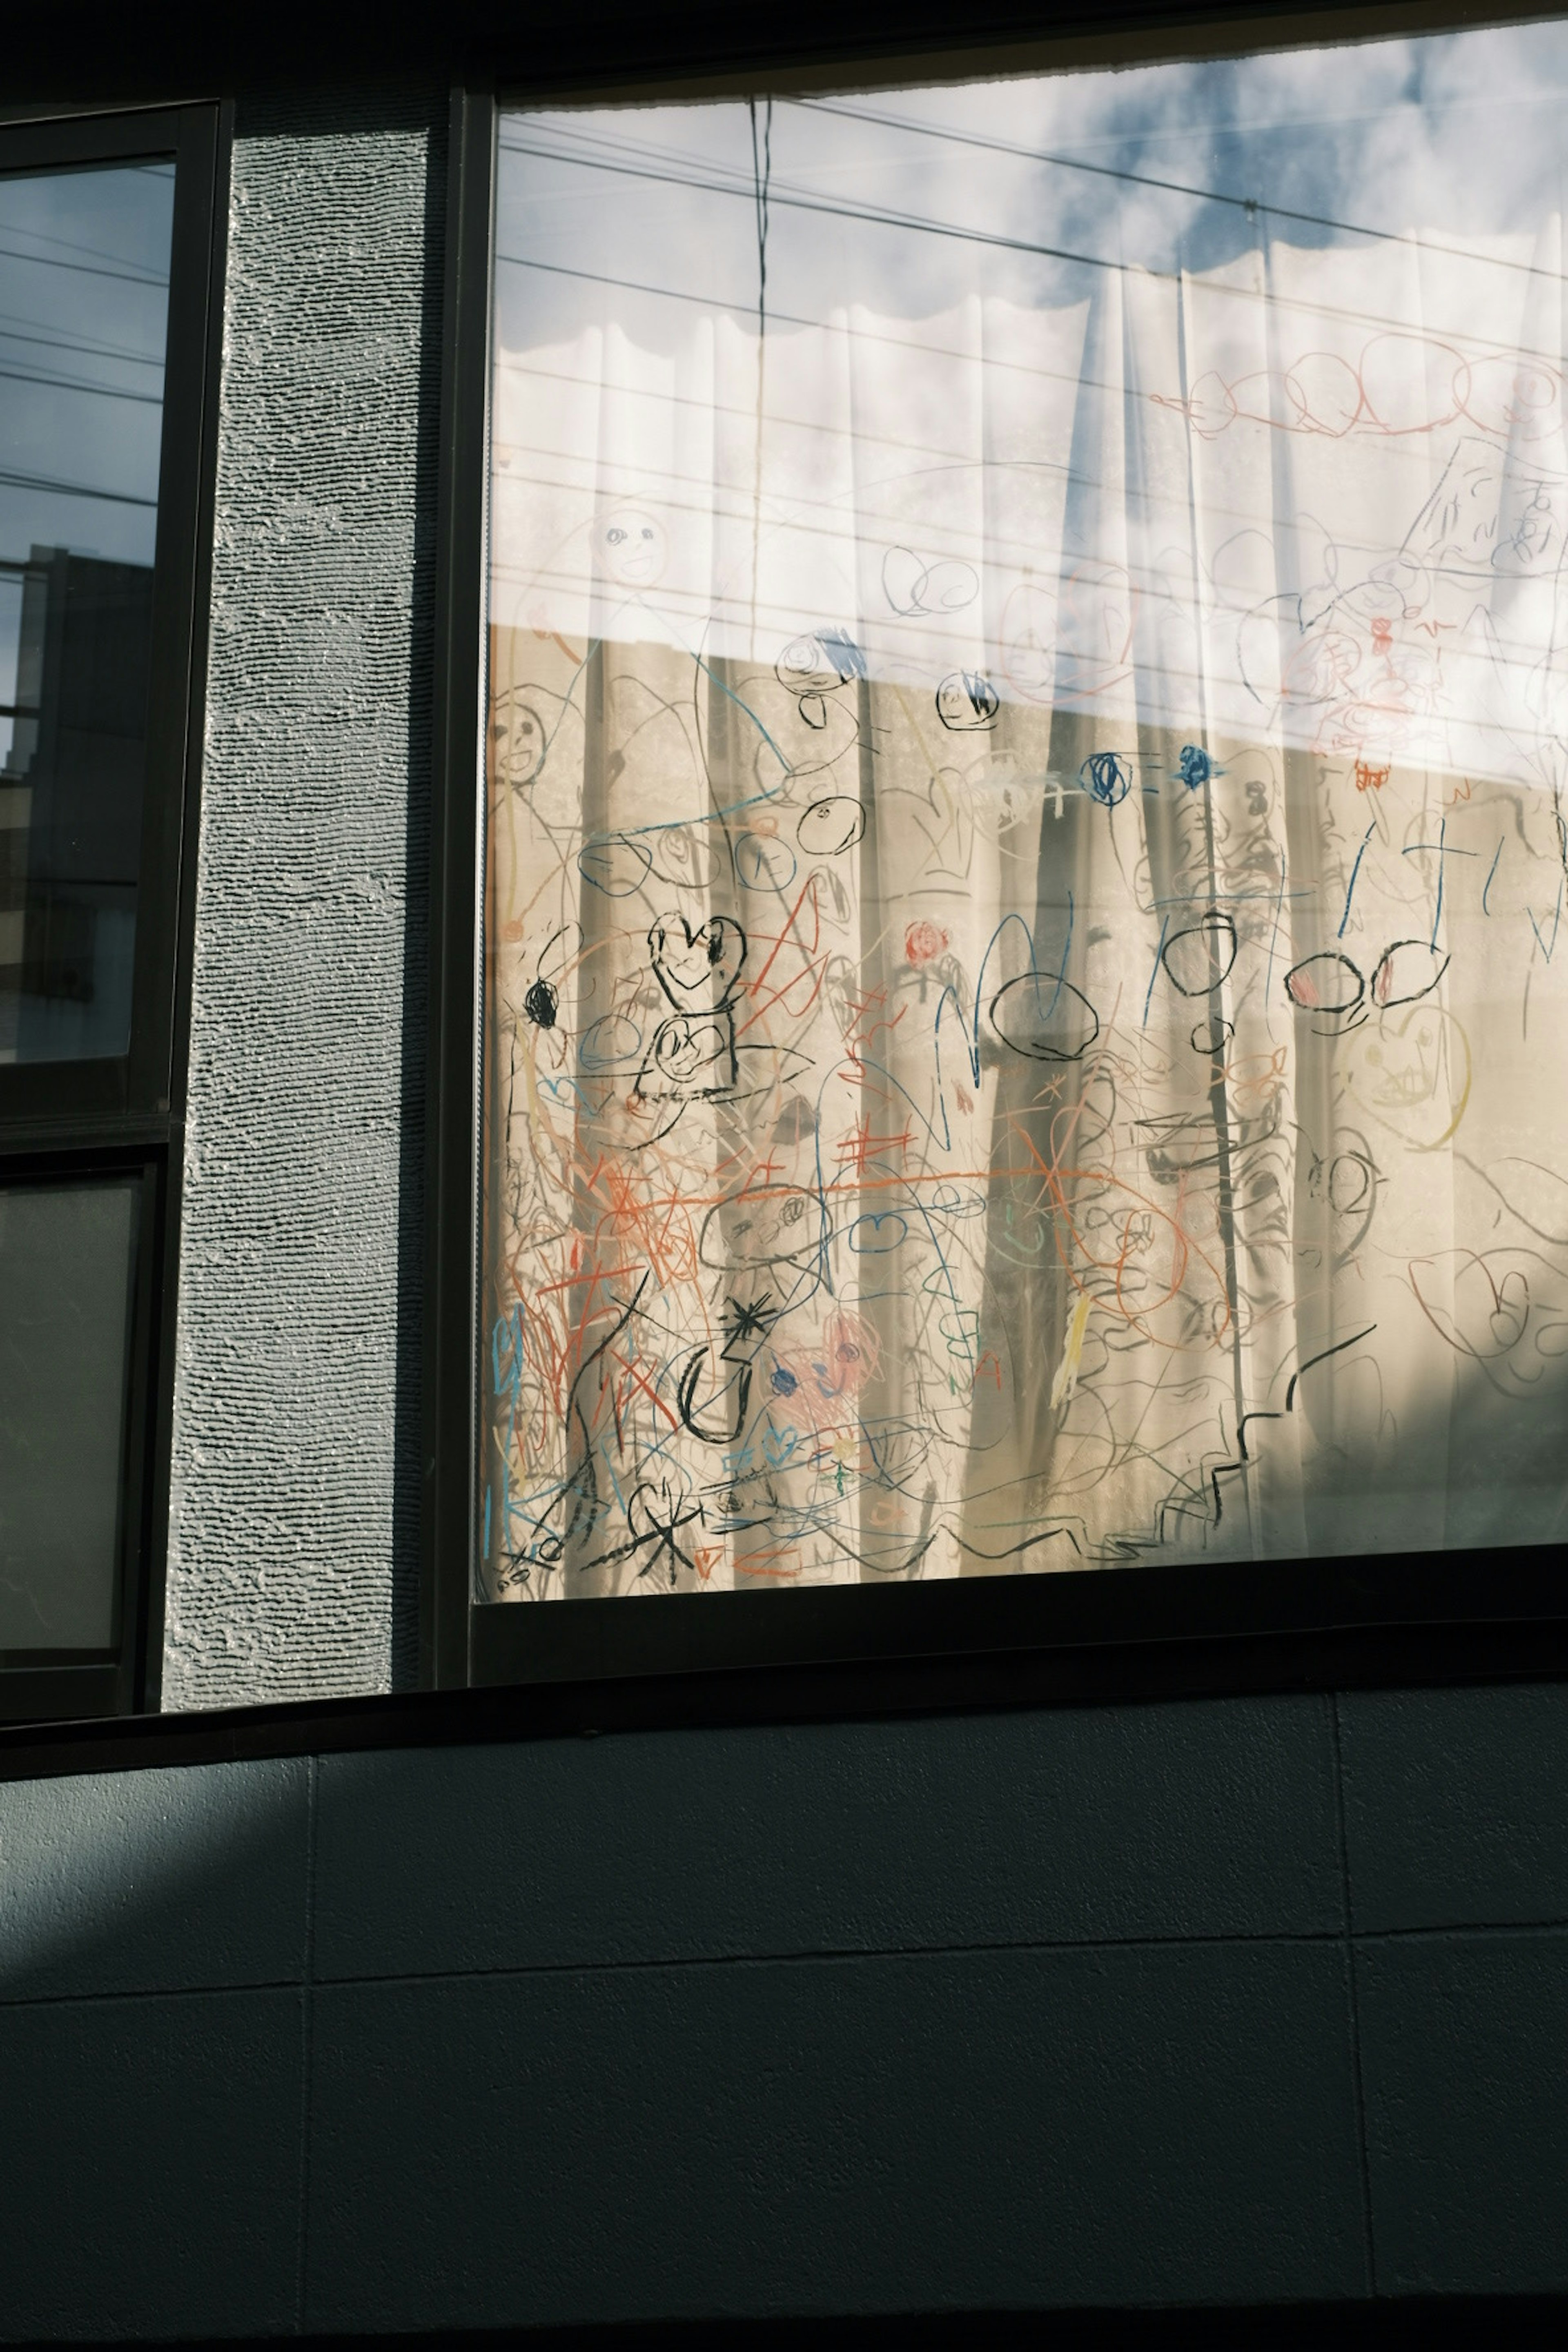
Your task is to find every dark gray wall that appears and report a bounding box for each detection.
[2,1686,1566,2336]
[165,91,437,1710]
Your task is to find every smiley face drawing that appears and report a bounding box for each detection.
[1341,1001,1472,1151]
[490,688,548,789]
[935,669,1000,731]
[593,507,667,588]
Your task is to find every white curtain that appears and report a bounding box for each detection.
[483,217,1568,1597]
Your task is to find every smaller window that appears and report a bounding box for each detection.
[0,109,219,1721]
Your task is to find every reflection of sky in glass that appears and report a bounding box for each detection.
[0,164,172,1064]
[0,162,171,769]
[494,15,1568,742]
[497,18,1568,350]
[0,164,172,559]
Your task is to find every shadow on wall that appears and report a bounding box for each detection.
[0,1753,311,2340]
[3,1648,1568,2333]
[0,1752,311,2003]
[0,1702,1360,2337]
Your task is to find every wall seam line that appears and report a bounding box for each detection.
[294,1748,320,2337]
[4,1912,1561,2019]
[1330,1690,1378,2298]
[0,1976,311,2012]
[297,1925,1345,1995]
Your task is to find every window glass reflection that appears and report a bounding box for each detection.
[0,1178,138,1651]
[484,21,1568,1597]
[0,161,173,1065]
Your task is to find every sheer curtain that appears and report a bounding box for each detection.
[482,87,1568,1599]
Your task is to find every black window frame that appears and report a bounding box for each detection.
[0,102,226,1722]
[427,13,1568,1713]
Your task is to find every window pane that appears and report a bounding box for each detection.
[0,161,174,1065]
[0,1178,138,1649]
[484,20,1568,1600]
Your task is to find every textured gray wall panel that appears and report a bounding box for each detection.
[165,97,439,1707]
[5,1686,1568,2328]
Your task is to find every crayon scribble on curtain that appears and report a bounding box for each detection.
[482,25,1568,1597]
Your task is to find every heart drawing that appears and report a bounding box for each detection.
[648,912,748,1011]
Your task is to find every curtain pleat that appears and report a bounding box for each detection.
[483,216,1568,1597]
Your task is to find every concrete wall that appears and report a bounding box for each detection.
[2,1686,1566,2335]
[163,89,440,1710]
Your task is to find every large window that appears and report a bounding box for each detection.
[436,14,1568,1684]
[0,110,218,1720]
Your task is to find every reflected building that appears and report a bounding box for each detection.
[0,545,152,1063]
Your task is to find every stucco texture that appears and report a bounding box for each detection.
[164,94,440,1707]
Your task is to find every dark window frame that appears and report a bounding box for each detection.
[0,103,227,1722]
[428,26,1568,1711]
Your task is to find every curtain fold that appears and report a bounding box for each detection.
[484,208,1568,1598]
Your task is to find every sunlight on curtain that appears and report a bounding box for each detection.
[483,20,1568,1598]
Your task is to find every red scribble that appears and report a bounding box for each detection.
[1353,760,1390,794]
[527,606,584,666]
[841,984,889,1031]
[744,872,821,998]
[1155,335,1566,447]
[735,951,831,1039]
[735,873,829,1038]
[1001,1073,1233,1353]
[608,1349,679,1432]
[904,919,948,965]
[836,981,909,1081]
[834,1115,913,1177]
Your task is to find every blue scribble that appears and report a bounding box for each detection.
[1339,820,1377,939]
[1528,878,1564,962]
[1401,820,1473,949]
[1143,914,1170,1027]
[815,624,867,682]
[1080,750,1133,807]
